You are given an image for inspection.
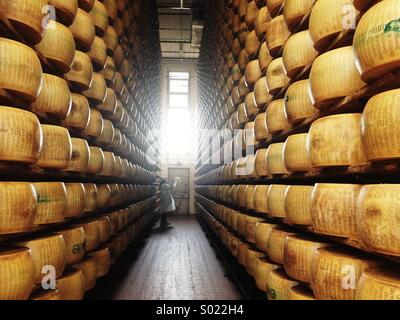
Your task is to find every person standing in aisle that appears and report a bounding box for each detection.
[159,178,178,229]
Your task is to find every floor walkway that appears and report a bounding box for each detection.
[86,216,242,300]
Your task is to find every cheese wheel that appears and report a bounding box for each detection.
[254,257,280,292]
[267,143,289,175]
[266,58,290,95]
[65,183,86,218]
[238,241,252,266]
[267,184,288,218]
[98,88,117,115]
[0,0,47,45]
[79,220,100,252]
[255,7,271,39]
[0,247,35,300]
[83,109,104,139]
[97,119,115,146]
[309,46,366,109]
[103,0,117,24]
[238,76,250,97]
[37,125,72,170]
[30,74,72,120]
[86,146,104,174]
[79,0,95,12]
[36,20,76,74]
[96,184,111,209]
[245,30,261,59]
[254,185,270,213]
[266,99,290,134]
[282,30,318,79]
[88,246,111,277]
[104,26,119,55]
[254,78,272,110]
[83,73,107,105]
[87,36,107,71]
[100,57,117,85]
[311,183,362,238]
[258,42,273,74]
[239,0,248,21]
[245,185,257,211]
[361,90,400,161]
[245,1,259,29]
[267,226,297,264]
[288,285,316,300]
[56,226,85,265]
[56,269,85,300]
[31,290,61,300]
[254,222,278,253]
[33,182,67,225]
[69,8,96,52]
[356,184,400,256]
[311,247,379,300]
[89,0,109,36]
[284,185,313,225]
[238,103,250,125]
[308,114,367,168]
[245,92,258,118]
[284,80,317,124]
[245,60,262,88]
[62,94,90,130]
[254,112,270,142]
[245,215,265,244]
[354,0,400,80]
[65,51,94,91]
[284,234,332,283]
[0,38,42,102]
[73,257,98,291]
[356,267,400,300]
[16,234,66,284]
[309,0,358,52]
[96,216,112,243]
[283,133,313,172]
[284,0,316,30]
[83,183,98,213]
[66,138,90,172]
[255,149,269,177]
[113,46,124,67]
[245,247,265,277]
[265,15,291,56]
[48,0,78,26]
[0,182,37,234]
[267,268,300,300]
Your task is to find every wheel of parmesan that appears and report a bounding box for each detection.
[311,183,362,238]
[245,92,258,118]
[73,257,98,291]
[245,247,265,277]
[267,268,300,300]
[267,226,297,264]
[311,247,379,300]
[66,138,90,172]
[30,74,72,120]
[284,80,317,124]
[103,26,119,56]
[103,0,117,25]
[86,146,104,175]
[0,38,43,102]
[97,119,115,146]
[309,46,366,109]
[33,182,67,225]
[65,51,94,91]
[254,77,273,109]
[284,0,316,31]
[356,184,400,256]
[83,183,98,213]
[48,0,78,26]
[55,226,85,265]
[0,247,35,300]
[65,183,86,218]
[265,15,291,56]
[356,267,400,300]
[267,184,289,218]
[284,234,331,283]
[255,148,269,176]
[309,0,358,52]
[266,0,284,17]
[283,133,313,172]
[16,234,66,284]
[88,245,111,277]
[254,112,270,142]
[245,60,262,88]
[95,216,112,243]
[288,285,316,300]
[254,185,270,213]
[258,43,273,74]
[56,269,85,300]
[255,7,271,40]
[284,185,313,225]
[266,58,290,95]
[282,30,318,79]
[89,0,109,36]
[245,30,261,59]
[79,0,95,12]
[237,241,252,266]
[62,93,90,130]
[78,220,100,252]
[266,99,290,134]
[254,222,278,253]
[87,36,107,71]
[69,8,96,52]
[245,1,259,30]
[267,143,289,175]
[100,57,117,85]
[308,113,367,168]
[254,257,280,292]
[36,20,76,74]
[0,0,48,45]
[83,73,107,106]
[361,89,400,162]
[83,108,104,138]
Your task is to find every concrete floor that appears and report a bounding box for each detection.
[86,216,242,300]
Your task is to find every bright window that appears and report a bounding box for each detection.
[168,72,189,108]
[166,108,191,154]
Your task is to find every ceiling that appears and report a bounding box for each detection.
[157,0,206,60]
